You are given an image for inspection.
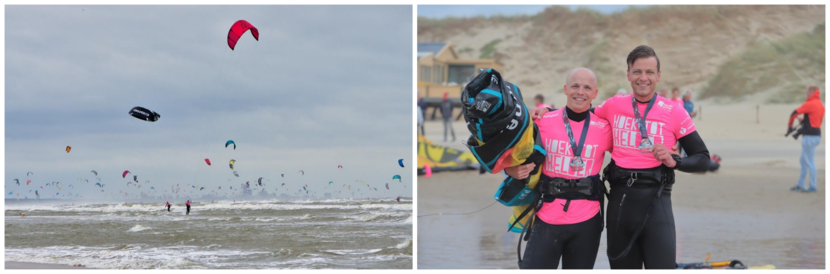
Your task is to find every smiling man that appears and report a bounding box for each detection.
[507,68,611,269]
[531,45,711,269]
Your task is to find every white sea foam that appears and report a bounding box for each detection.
[127,225,153,232]
[392,238,412,249]
[14,245,274,269]
[322,249,383,255]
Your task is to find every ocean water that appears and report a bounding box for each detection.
[5,198,412,269]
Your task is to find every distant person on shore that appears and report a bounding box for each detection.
[671,87,683,105]
[418,94,428,136]
[185,200,191,215]
[418,105,425,135]
[788,85,824,193]
[683,89,697,118]
[534,94,553,110]
[415,92,424,141]
[441,92,456,142]
[659,88,668,98]
[166,201,171,212]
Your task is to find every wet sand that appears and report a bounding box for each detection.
[6,261,88,269]
[417,103,825,269]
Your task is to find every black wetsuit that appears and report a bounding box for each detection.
[186,203,191,215]
[521,213,603,269]
[605,131,710,269]
[167,204,171,212]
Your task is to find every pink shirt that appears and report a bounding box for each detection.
[670,98,683,106]
[593,94,696,169]
[536,104,552,109]
[533,108,613,225]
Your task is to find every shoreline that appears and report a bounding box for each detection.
[5,261,89,269]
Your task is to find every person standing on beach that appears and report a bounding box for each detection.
[415,92,424,141]
[418,94,427,135]
[507,67,611,269]
[788,85,824,193]
[441,92,456,142]
[670,87,683,105]
[166,201,171,212]
[534,94,553,110]
[531,45,712,269]
[185,200,191,215]
[682,89,697,118]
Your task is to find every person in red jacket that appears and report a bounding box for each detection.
[186,200,191,215]
[166,201,171,212]
[788,85,824,193]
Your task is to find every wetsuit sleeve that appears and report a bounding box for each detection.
[675,131,710,173]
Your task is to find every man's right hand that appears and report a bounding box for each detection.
[530,108,550,119]
[504,163,536,179]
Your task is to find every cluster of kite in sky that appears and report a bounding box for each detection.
[7,20,408,201]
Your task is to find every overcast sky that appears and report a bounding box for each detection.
[418,5,642,18]
[5,5,413,200]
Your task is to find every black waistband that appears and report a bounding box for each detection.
[604,161,674,189]
[536,174,603,213]
[538,174,602,199]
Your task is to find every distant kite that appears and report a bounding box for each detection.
[227,20,259,50]
[398,159,405,168]
[129,106,160,122]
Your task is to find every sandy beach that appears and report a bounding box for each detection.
[417,101,825,269]
[6,261,87,269]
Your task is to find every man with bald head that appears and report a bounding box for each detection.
[506,67,612,269]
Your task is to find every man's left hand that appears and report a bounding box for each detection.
[653,144,677,168]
